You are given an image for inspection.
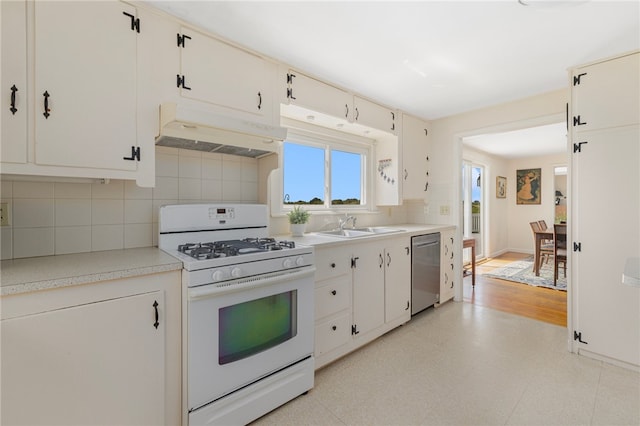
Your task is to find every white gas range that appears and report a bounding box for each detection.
[158,204,315,426]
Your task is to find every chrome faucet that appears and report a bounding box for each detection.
[339,215,356,230]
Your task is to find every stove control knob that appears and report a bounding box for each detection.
[283,258,294,268]
[231,267,242,278]
[212,270,225,282]
[295,256,304,266]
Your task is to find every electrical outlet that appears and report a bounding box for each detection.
[0,202,9,226]
[439,205,450,216]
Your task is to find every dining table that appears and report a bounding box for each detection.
[533,223,566,276]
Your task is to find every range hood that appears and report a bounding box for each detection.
[156,103,287,158]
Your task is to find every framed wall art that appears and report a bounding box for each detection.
[516,168,541,205]
[496,176,507,198]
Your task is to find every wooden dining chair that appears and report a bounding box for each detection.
[537,220,553,246]
[554,224,567,285]
[530,221,553,270]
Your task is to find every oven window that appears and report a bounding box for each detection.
[218,290,297,365]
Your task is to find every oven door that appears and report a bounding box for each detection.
[187,267,315,412]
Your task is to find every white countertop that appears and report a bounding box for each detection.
[0,247,183,296]
[1,224,455,296]
[275,223,456,248]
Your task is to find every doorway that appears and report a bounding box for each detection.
[462,161,484,261]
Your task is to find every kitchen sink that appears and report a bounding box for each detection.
[315,229,373,238]
[315,227,405,238]
[352,227,405,234]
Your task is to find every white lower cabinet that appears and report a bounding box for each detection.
[384,238,412,323]
[352,242,386,337]
[0,271,181,425]
[313,236,412,369]
[440,228,456,304]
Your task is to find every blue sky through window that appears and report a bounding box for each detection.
[283,142,362,204]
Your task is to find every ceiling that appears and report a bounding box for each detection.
[144,1,637,159]
[145,0,639,121]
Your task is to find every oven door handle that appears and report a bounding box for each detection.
[188,267,316,300]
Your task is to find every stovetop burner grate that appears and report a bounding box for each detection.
[178,238,297,260]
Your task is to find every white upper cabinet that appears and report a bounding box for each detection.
[571,52,640,132]
[284,71,398,135]
[178,27,275,123]
[34,1,138,171]
[1,0,27,164]
[401,113,430,200]
[1,1,151,184]
[353,96,397,135]
[285,71,353,121]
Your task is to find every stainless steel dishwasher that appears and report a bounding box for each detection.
[411,233,441,315]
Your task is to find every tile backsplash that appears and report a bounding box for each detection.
[0,146,259,259]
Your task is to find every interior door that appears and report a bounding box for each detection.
[572,126,640,366]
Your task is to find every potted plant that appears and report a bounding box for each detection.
[287,205,310,237]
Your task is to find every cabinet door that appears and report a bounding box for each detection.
[180,27,270,119]
[352,243,385,336]
[287,71,352,121]
[440,229,455,303]
[402,114,430,200]
[572,126,639,366]
[384,238,412,323]
[571,53,639,133]
[1,0,27,164]
[353,96,396,134]
[34,1,137,171]
[1,291,165,425]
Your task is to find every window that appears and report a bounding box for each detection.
[282,132,371,211]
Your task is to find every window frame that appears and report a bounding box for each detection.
[278,127,375,215]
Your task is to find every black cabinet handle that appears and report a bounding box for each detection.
[153,300,159,329]
[331,290,337,295]
[405,246,410,255]
[405,301,410,311]
[43,91,50,118]
[404,169,408,180]
[257,92,262,110]
[331,262,336,268]
[10,85,18,115]
[332,325,337,331]
[379,253,384,268]
[355,107,359,121]
[386,252,391,267]
[345,104,349,119]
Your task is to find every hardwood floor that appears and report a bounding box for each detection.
[462,252,567,327]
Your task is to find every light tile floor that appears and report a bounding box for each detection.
[252,301,639,425]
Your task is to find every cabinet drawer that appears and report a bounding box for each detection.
[315,246,352,282]
[315,313,351,356]
[315,276,351,320]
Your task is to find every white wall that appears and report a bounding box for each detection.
[429,88,568,229]
[507,153,568,253]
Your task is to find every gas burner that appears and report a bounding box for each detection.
[241,237,296,251]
